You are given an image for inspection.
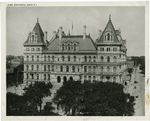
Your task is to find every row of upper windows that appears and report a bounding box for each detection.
[26,55,117,62]
[26,65,79,72]
[103,32,114,42]
[26,64,118,73]
[26,73,50,80]
[84,66,117,73]
[28,35,37,43]
[61,43,78,51]
[26,48,40,51]
[99,47,118,52]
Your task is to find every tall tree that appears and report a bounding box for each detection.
[7,92,38,116]
[23,81,53,112]
[53,80,135,116]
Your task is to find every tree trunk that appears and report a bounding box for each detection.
[39,103,42,112]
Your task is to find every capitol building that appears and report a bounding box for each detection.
[23,16,127,86]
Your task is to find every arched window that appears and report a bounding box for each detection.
[84,76,87,80]
[37,65,39,71]
[26,74,28,79]
[32,56,34,61]
[48,56,50,61]
[113,56,117,62]
[84,56,87,62]
[89,56,91,62]
[68,56,70,61]
[44,56,46,61]
[113,67,116,73]
[60,66,63,72]
[37,74,39,80]
[26,65,29,70]
[32,35,34,42]
[72,66,75,72]
[52,65,54,71]
[37,56,39,61]
[93,76,96,81]
[52,56,54,61]
[68,44,70,50]
[100,66,103,72]
[100,76,103,81]
[107,56,110,62]
[84,66,87,72]
[93,66,96,72]
[93,56,96,62]
[88,66,91,72]
[62,44,64,51]
[74,44,76,51]
[48,65,50,71]
[113,77,116,82]
[27,55,29,61]
[101,56,104,62]
[48,74,50,80]
[31,74,34,79]
[62,56,64,61]
[44,65,46,71]
[74,56,76,61]
[44,74,46,80]
[89,76,91,81]
[107,33,110,41]
[107,67,110,72]
[31,65,34,70]
[66,66,69,72]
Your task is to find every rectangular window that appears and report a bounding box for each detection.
[113,48,117,51]
[100,48,104,51]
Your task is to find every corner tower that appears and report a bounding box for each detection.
[23,18,47,84]
[96,15,127,83]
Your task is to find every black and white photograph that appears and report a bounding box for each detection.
[3,2,148,118]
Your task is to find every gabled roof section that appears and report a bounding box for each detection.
[97,17,120,43]
[24,18,45,46]
[45,35,97,52]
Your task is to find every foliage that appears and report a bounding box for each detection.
[23,81,53,112]
[53,80,135,116]
[131,56,145,76]
[6,65,24,87]
[7,92,38,116]
[40,102,60,116]
[6,55,14,63]
[127,68,133,77]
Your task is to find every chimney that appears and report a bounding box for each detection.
[44,31,48,44]
[83,25,86,39]
[53,31,56,38]
[67,30,70,36]
[98,30,102,39]
[59,26,63,40]
[119,28,121,34]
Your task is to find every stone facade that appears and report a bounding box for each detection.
[23,16,127,86]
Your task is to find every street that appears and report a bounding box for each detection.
[127,66,145,116]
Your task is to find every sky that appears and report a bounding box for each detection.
[6,6,145,56]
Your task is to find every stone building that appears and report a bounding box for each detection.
[23,16,127,86]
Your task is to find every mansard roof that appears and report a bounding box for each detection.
[97,18,120,43]
[45,35,97,52]
[24,19,45,46]
[96,16,127,50]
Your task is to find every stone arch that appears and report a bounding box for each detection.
[70,76,73,81]
[63,76,67,83]
[113,77,116,82]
